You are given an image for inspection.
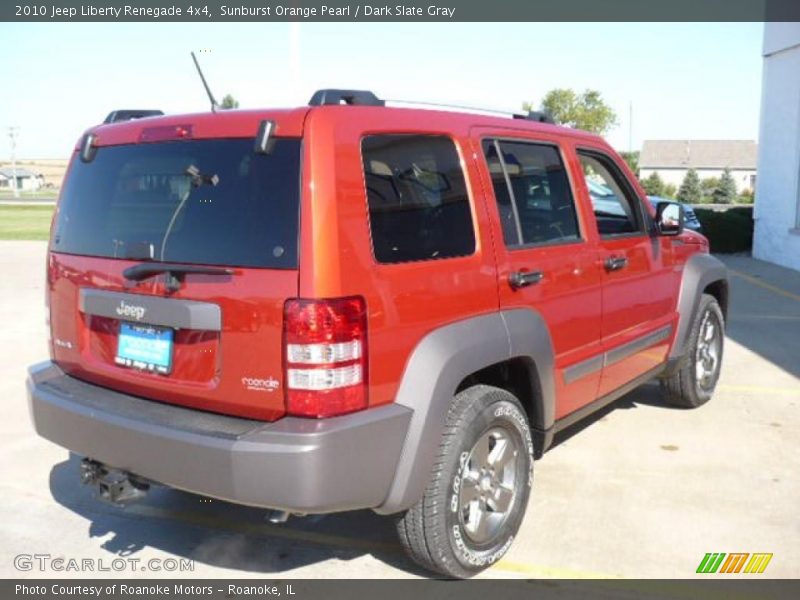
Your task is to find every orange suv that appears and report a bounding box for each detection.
[28,90,728,578]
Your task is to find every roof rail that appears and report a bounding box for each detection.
[308,89,384,107]
[386,99,557,124]
[104,110,164,124]
[306,90,557,124]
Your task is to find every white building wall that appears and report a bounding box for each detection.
[639,168,756,193]
[753,23,800,271]
[19,177,40,191]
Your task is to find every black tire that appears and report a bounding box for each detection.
[396,385,534,579]
[661,294,725,408]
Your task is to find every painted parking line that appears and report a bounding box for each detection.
[718,384,800,396]
[729,269,800,302]
[3,477,621,579]
[121,502,619,579]
[125,503,401,555]
[493,558,619,578]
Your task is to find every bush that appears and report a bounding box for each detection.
[701,177,720,196]
[662,183,677,198]
[693,206,753,253]
[738,188,755,204]
[641,171,664,196]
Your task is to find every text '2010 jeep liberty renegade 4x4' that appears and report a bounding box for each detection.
[28,90,728,578]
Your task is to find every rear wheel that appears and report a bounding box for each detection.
[396,385,533,578]
[661,294,724,408]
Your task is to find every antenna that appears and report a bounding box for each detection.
[190,51,219,113]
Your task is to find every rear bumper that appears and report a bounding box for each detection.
[27,361,411,513]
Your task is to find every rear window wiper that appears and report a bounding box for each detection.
[123,262,233,293]
[185,164,219,188]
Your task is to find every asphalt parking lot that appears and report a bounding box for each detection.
[0,241,798,579]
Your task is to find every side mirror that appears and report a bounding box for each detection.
[656,201,684,236]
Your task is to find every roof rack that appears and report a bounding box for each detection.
[104,110,164,124]
[308,89,384,107]
[307,89,556,124]
[513,110,556,124]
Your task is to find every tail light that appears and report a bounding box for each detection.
[283,296,368,418]
[45,251,54,359]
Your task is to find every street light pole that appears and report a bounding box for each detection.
[628,102,633,153]
[8,127,20,199]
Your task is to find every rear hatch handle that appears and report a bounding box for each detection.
[123,263,234,293]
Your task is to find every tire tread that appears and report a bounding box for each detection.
[396,385,530,578]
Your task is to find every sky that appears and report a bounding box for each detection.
[0,22,764,158]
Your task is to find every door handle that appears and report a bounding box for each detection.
[508,270,543,290]
[604,256,628,272]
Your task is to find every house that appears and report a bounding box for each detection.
[0,167,45,191]
[753,23,800,272]
[639,140,758,193]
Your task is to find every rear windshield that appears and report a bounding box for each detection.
[52,138,300,269]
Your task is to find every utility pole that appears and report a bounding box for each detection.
[628,102,633,153]
[7,127,20,198]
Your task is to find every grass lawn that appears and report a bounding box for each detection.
[0,205,55,240]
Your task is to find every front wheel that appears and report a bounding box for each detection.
[661,293,725,408]
[396,385,534,578]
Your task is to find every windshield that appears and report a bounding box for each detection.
[52,138,301,269]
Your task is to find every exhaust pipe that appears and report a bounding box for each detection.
[266,510,291,524]
[80,458,150,505]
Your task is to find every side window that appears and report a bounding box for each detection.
[482,140,580,247]
[362,135,475,264]
[578,151,645,236]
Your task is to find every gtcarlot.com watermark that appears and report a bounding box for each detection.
[14,553,194,573]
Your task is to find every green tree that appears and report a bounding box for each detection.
[619,151,639,177]
[677,169,703,204]
[713,168,738,204]
[641,171,665,196]
[524,88,618,135]
[220,94,240,109]
[662,183,678,199]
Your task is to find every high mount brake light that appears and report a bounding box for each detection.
[138,124,193,142]
[283,297,368,418]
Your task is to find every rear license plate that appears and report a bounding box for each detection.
[115,322,173,374]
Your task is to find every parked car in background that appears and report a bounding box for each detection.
[650,196,703,233]
[586,181,703,235]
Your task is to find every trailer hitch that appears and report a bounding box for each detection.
[80,458,150,505]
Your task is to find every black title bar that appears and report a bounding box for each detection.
[3,0,800,22]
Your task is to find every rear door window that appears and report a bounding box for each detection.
[362,134,475,264]
[52,138,301,268]
[483,139,580,247]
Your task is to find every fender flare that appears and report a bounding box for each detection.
[670,253,729,361]
[375,308,555,515]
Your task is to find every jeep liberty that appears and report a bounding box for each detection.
[28,90,728,578]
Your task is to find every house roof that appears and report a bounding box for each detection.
[0,167,41,178]
[639,140,758,170]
